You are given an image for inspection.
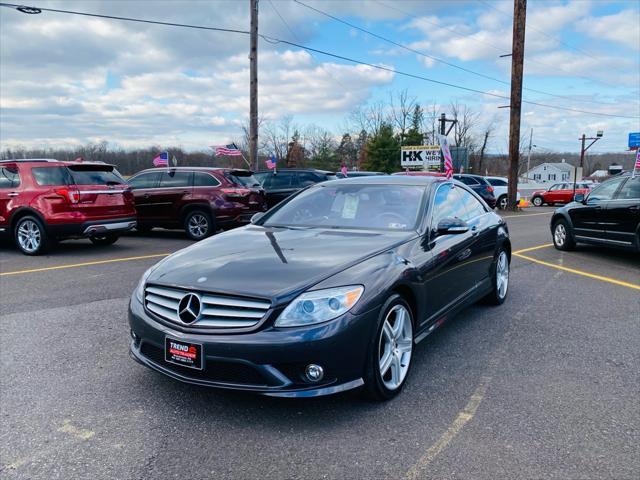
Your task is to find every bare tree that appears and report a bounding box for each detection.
[349,100,388,137]
[389,89,416,144]
[449,102,479,149]
[475,117,496,175]
[261,115,295,162]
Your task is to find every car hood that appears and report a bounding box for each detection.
[148,225,416,300]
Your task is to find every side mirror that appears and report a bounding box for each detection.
[573,193,585,203]
[250,212,265,224]
[436,217,469,236]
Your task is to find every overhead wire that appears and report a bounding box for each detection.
[0,2,637,120]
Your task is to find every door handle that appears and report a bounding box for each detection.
[8,192,19,197]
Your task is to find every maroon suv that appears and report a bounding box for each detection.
[127,167,267,240]
[0,159,137,255]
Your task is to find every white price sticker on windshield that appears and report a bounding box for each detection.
[342,194,359,219]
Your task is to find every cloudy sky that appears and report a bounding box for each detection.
[0,0,638,154]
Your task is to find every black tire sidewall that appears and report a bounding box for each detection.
[485,247,510,305]
[184,210,214,240]
[532,196,543,206]
[364,293,414,401]
[552,219,574,251]
[14,215,49,255]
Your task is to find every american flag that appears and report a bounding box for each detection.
[341,164,348,176]
[633,150,640,178]
[153,151,169,167]
[214,144,242,156]
[438,135,454,179]
[266,154,277,170]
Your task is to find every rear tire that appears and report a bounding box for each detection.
[497,195,508,210]
[483,248,510,305]
[89,234,119,246]
[532,196,543,207]
[363,294,414,401]
[552,219,575,251]
[184,210,214,241]
[14,215,50,256]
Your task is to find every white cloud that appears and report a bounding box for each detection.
[577,9,640,51]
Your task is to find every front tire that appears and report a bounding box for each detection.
[552,219,575,251]
[483,249,510,305]
[14,216,50,255]
[184,210,214,241]
[364,294,414,401]
[532,196,543,207]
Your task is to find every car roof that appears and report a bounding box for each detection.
[320,175,446,187]
[133,166,252,175]
[255,168,333,174]
[0,158,114,168]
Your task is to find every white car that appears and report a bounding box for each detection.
[485,176,521,210]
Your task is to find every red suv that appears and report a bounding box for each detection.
[127,167,267,240]
[0,159,136,255]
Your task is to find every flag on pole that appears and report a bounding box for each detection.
[266,154,277,170]
[341,164,348,177]
[214,144,242,156]
[438,135,454,179]
[633,150,640,178]
[153,151,169,167]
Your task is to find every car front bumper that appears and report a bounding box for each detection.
[128,295,378,397]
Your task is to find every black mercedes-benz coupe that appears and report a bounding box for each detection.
[129,176,511,400]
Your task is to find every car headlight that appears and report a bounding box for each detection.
[275,285,364,327]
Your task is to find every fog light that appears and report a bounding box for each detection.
[305,364,324,382]
[130,329,139,341]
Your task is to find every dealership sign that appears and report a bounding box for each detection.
[629,132,640,150]
[400,145,441,169]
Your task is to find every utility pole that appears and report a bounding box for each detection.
[506,0,526,210]
[572,131,603,197]
[526,127,533,183]
[249,0,259,171]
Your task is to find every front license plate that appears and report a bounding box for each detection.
[165,337,203,370]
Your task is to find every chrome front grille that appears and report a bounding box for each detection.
[144,285,271,329]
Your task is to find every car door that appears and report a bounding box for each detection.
[570,177,626,241]
[544,183,562,203]
[457,186,496,287]
[555,183,573,203]
[0,165,22,230]
[128,171,161,223]
[263,171,298,207]
[147,170,194,225]
[604,176,640,248]
[421,183,481,323]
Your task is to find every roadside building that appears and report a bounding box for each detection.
[524,160,575,184]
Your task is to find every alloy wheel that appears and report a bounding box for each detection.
[17,220,41,253]
[378,304,413,391]
[498,196,508,210]
[188,214,209,239]
[496,251,509,299]
[554,223,566,247]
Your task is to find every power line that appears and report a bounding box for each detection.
[478,0,601,62]
[375,0,622,91]
[294,0,615,106]
[0,2,637,120]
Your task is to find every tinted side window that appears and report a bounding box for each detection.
[587,177,625,202]
[297,172,321,187]
[488,178,507,187]
[68,168,124,185]
[458,188,487,220]
[31,167,72,186]
[254,172,269,187]
[269,173,295,188]
[128,172,160,189]
[193,172,220,187]
[456,176,479,186]
[0,166,20,188]
[432,184,466,227]
[158,171,192,188]
[616,177,640,200]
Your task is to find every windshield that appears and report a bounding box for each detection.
[262,184,426,231]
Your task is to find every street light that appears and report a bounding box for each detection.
[573,131,604,198]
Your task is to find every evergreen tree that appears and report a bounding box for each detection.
[404,104,424,146]
[365,123,400,173]
[337,133,357,169]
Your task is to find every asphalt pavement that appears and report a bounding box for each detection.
[1,207,638,479]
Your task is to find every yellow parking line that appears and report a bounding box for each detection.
[405,377,490,479]
[513,243,553,254]
[502,211,553,218]
[514,252,640,291]
[0,253,169,277]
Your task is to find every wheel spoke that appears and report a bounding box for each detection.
[382,320,394,343]
[397,339,412,354]
[392,308,405,339]
[390,353,401,385]
[379,348,392,375]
